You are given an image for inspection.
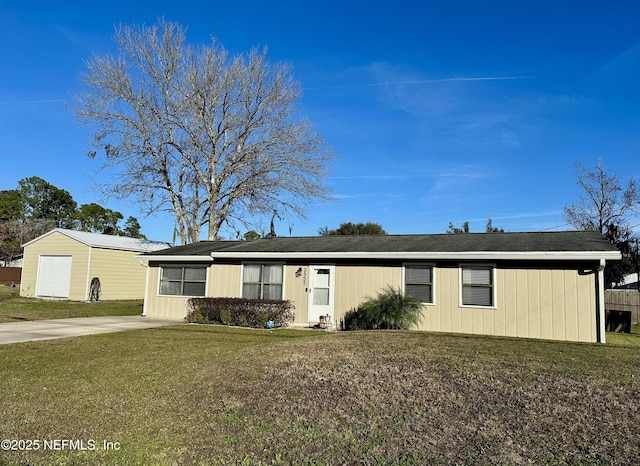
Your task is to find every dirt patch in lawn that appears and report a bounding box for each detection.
[1,327,639,465]
[185,332,640,465]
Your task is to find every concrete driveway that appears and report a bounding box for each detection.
[0,316,180,345]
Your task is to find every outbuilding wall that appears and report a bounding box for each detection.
[87,248,150,300]
[20,232,89,300]
[21,230,151,301]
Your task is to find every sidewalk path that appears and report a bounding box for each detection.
[0,316,180,345]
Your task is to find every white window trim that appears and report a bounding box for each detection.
[458,263,497,309]
[157,264,209,298]
[402,262,436,305]
[240,262,286,300]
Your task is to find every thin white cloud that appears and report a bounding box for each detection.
[597,44,640,76]
[434,170,491,179]
[0,99,65,105]
[332,193,373,200]
[329,174,407,181]
[307,76,531,91]
[364,76,531,87]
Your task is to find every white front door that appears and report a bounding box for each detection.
[37,255,72,298]
[308,265,335,324]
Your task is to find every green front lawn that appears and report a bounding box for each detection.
[1,325,639,465]
[606,323,640,347]
[0,284,142,322]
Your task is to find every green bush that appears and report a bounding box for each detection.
[255,310,269,328]
[188,308,206,324]
[343,286,423,331]
[219,309,232,325]
[186,297,295,328]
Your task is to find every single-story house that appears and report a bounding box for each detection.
[138,231,621,343]
[21,228,169,300]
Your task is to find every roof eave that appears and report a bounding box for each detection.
[140,250,622,261]
[136,255,214,262]
[21,228,63,248]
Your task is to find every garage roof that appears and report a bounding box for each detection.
[24,228,170,253]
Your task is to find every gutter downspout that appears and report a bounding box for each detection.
[140,260,149,317]
[596,259,606,344]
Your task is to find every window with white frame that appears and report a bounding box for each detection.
[242,264,283,300]
[404,264,434,303]
[159,265,207,296]
[461,265,494,307]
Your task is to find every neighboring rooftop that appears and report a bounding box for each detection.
[142,231,620,259]
[24,228,170,253]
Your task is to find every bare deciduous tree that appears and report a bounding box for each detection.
[564,159,639,284]
[74,19,333,244]
[0,219,55,265]
[564,159,639,235]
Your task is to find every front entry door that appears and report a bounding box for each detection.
[308,265,335,325]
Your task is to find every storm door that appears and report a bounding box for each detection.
[308,265,335,325]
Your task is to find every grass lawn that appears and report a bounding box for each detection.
[606,323,640,347]
[1,325,639,465]
[0,284,142,323]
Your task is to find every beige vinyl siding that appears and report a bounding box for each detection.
[333,264,403,325]
[143,262,241,320]
[20,231,89,300]
[143,266,191,319]
[539,271,554,339]
[88,248,148,300]
[144,263,311,321]
[20,243,38,297]
[285,264,310,324]
[21,230,158,301]
[418,265,597,343]
[207,262,241,297]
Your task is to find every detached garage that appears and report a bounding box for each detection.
[21,228,169,301]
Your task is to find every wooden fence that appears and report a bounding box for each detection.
[605,289,640,325]
[0,267,21,285]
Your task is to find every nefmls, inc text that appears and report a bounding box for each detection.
[1,439,121,451]
[44,439,120,451]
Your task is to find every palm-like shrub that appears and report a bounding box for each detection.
[343,286,424,330]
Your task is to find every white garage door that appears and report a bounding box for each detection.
[37,256,72,298]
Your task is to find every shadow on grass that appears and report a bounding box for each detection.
[170,323,331,341]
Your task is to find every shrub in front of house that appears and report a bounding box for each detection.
[343,286,423,331]
[186,297,295,328]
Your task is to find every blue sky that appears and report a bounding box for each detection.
[1,1,639,242]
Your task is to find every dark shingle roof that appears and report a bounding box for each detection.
[144,231,619,259]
